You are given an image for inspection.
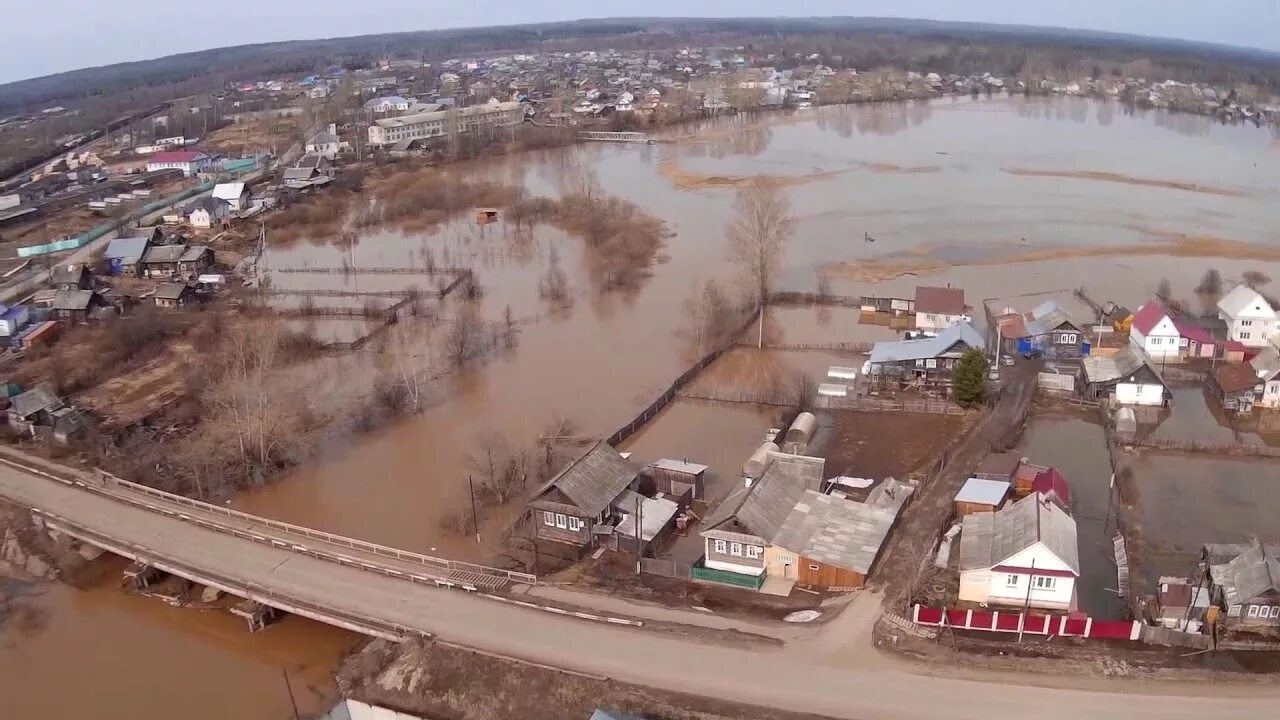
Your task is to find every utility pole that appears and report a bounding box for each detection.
[634,494,642,574]
[1018,557,1036,643]
[281,667,300,720]
[468,474,481,544]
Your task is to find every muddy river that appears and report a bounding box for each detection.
[5,96,1280,716]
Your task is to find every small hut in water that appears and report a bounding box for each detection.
[475,207,499,224]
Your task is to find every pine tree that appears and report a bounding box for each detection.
[953,348,989,407]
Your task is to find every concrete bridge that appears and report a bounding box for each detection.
[576,131,656,144]
[0,449,533,639]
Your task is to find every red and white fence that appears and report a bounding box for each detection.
[912,605,1141,640]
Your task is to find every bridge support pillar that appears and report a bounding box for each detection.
[230,600,277,633]
[123,562,164,590]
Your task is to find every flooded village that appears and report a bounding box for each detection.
[3,40,1280,720]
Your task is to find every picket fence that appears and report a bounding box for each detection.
[912,605,1142,640]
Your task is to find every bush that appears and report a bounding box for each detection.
[953,348,989,407]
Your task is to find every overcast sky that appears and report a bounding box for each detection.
[4,0,1277,84]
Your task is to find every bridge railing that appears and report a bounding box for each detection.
[93,471,537,586]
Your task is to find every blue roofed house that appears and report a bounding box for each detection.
[985,292,1093,360]
[103,234,155,276]
[867,321,985,394]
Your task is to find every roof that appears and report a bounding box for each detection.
[1213,542,1280,606]
[1213,362,1260,394]
[1130,299,1171,335]
[142,244,187,264]
[650,458,708,476]
[1218,284,1276,320]
[10,383,60,417]
[211,182,246,200]
[771,490,902,575]
[959,493,1080,575]
[51,289,95,311]
[1080,346,1165,385]
[147,150,206,164]
[373,101,522,129]
[1173,319,1216,345]
[179,245,211,262]
[282,167,317,181]
[363,95,409,108]
[50,263,87,285]
[531,441,636,516]
[1031,468,1070,505]
[104,235,151,262]
[702,455,816,541]
[307,131,339,145]
[914,286,966,315]
[154,282,193,300]
[185,196,225,214]
[954,478,1010,507]
[869,321,983,365]
[1251,343,1280,380]
[614,495,680,542]
[985,291,1092,338]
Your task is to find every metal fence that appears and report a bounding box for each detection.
[639,558,691,580]
[690,564,765,589]
[1135,437,1280,458]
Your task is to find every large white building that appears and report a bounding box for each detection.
[367,100,523,147]
[1218,283,1278,348]
[1128,298,1182,360]
[958,493,1080,611]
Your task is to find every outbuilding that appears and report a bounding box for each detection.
[953,478,1010,517]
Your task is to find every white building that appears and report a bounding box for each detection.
[1218,284,1278,348]
[146,150,213,177]
[362,95,412,113]
[211,182,250,212]
[184,196,228,229]
[305,124,341,160]
[913,286,970,333]
[1128,298,1183,359]
[1251,341,1280,409]
[958,493,1080,611]
[367,100,523,147]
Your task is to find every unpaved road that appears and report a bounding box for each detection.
[0,453,1276,719]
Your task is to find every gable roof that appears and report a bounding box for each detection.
[868,321,983,365]
[1130,299,1172,335]
[104,235,152,262]
[771,489,906,575]
[50,263,87,285]
[51,289,96,311]
[148,150,206,164]
[142,244,187,264]
[1214,542,1280,606]
[307,131,339,145]
[1080,346,1166,386]
[701,455,815,541]
[1031,468,1070,506]
[1213,362,1260,394]
[179,245,212,262]
[211,182,246,200]
[959,493,1080,575]
[1219,284,1276,320]
[154,282,193,300]
[531,441,636,516]
[914,286,966,315]
[1251,343,1280,381]
[185,196,225,215]
[10,383,61,418]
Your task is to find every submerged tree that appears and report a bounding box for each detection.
[725,177,795,305]
[953,348,989,408]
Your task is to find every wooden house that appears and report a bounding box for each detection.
[6,383,64,436]
[644,458,708,503]
[985,293,1093,360]
[527,441,639,552]
[153,282,195,309]
[866,321,984,393]
[1205,543,1280,628]
[50,263,91,291]
[958,494,1080,611]
[1078,346,1170,406]
[1211,362,1261,413]
[140,244,187,279]
[953,478,1010,517]
[177,245,214,277]
[50,289,106,323]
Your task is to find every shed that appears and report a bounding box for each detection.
[973,452,1023,482]
[953,478,1010,516]
[1211,362,1261,413]
[103,235,153,275]
[1031,468,1071,511]
[612,494,680,554]
[785,412,817,446]
[646,458,708,501]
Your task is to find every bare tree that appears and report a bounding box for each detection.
[502,304,519,348]
[538,244,572,306]
[445,305,484,368]
[383,320,435,411]
[726,177,795,305]
[466,430,531,504]
[1196,268,1223,297]
[1244,271,1272,289]
[682,278,735,353]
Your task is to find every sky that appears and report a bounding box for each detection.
[4,0,1278,84]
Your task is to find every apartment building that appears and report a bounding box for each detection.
[367,100,523,147]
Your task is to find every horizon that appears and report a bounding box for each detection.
[4,1,1279,86]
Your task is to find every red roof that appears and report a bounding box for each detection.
[914,286,967,315]
[991,565,1078,578]
[1031,468,1070,506]
[147,150,205,163]
[1172,320,1215,344]
[1130,299,1170,335]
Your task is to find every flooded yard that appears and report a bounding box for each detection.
[1016,416,1124,619]
[1128,452,1280,586]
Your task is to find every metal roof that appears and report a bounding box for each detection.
[179,245,211,262]
[954,478,1010,506]
[958,493,1080,574]
[868,321,983,364]
[10,383,61,418]
[211,182,246,200]
[650,458,708,475]
[1213,542,1280,607]
[142,244,186,264]
[614,495,680,542]
[51,289,95,310]
[1218,284,1276,320]
[914,286,966,315]
[104,235,151,261]
[533,440,636,516]
[1080,347,1164,385]
[771,491,896,574]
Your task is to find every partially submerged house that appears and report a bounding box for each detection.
[1218,284,1278,349]
[866,321,984,393]
[958,493,1080,611]
[913,285,969,333]
[527,441,639,553]
[1211,362,1261,413]
[1078,346,1170,406]
[1205,543,1280,628]
[984,292,1092,360]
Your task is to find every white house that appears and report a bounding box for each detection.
[1128,298,1183,359]
[305,124,340,161]
[210,182,250,212]
[363,96,412,113]
[913,286,970,333]
[146,150,213,177]
[185,196,228,229]
[1251,341,1280,409]
[958,493,1080,611]
[1218,284,1278,348]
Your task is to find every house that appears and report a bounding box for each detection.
[958,493,1080,611]
[953,478,1010,517]
[185,196,228,229]
[363,95,412,113]
[0,305,30,338]
[1175,319,1222,359]
[985,292,1093,360]
[140,244,188,279]
[643,458,708,502]
[283,153,333,189]
[145,150,213,177]
[1211,362,1261,413]
[527,441,639,551]
[913,286,970,333]
[1030,468,1070,512]
[611,490,681,555]
[153,282,195,309]
[1128,299,1183,360]
[305,125,341,161]
[103,234,154,276]
[1218,284,1278,348]
[50,289,105,323]
[1204,542,1280,628]
[50,263,91,291]
[211,182,251,212]
[177,245,214,277]
[866,321,984,393]
[6,383,63,435]
[1078,346,1170,406]
[1154,576,1212,631]
[700,456,816,580]
[1251,342,1280,409]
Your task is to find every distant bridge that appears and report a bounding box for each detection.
[577,131,656,144]
[0,450,534,640]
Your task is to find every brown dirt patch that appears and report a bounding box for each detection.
[657,159,938,191]
[817,410,973,479]
[1003,167,1248,197]
[75,341,195,428]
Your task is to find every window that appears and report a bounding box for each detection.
[915,359,925,368]
[554,513,567,529]
[925,359,937,369]
[1241,332,1252,340]
[714,539,727,554]
[1248,604,1260,618]
[1005,574,1019,588]
[1033,576,1057,591]
[745,545,762,559]
[1242,320,1253,327]
[809,564,820,571]
[730,542,743,556]
[567,517,583,532]
[1271,606,1280,619]
[542,511,556,527]
[1150,337,1161,346]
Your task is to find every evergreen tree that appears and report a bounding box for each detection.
[953,348,989,407]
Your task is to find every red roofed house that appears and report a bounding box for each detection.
[1031,468,1070,511]
[1129,298,1182,360]
[958,493,1080,611]
[1174,320,1218,359]
[146,150,213,177]
[914,285,970,333]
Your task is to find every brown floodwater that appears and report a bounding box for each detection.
[12,95,1280,716]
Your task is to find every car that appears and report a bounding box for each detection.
[1022,348,1044,360]
[1000,355,1015,366]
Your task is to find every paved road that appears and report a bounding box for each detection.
[0,459,1276,719]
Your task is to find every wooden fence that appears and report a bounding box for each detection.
[639,557,692,580]
[743,341,873,353]
[606,307,762,447]
[1134,437,1280,458]
[274,266,471,276]
[813,395,967,415]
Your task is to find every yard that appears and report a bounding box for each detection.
[813,408,971,479]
